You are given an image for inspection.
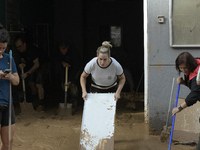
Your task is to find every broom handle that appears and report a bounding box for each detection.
[21,67,26,102]
[136,72,144,92]
[168,83,180,150]
[8,50,12,150]
[64,67,69,107]
[166,78,175,129]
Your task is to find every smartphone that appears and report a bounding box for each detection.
[4,69,11,74]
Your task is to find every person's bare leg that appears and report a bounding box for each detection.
[36,84,44,100]
[36,84,45,111]
[29,82,37,95]
[1,124,15,150]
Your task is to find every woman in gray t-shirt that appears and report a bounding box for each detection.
[80,41,126,101]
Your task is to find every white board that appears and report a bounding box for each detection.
[80,93,116,150]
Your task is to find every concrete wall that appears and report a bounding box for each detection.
[173,98,200,142]
[147,0,199,134]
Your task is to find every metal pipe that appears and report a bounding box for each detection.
[166,78,175,130]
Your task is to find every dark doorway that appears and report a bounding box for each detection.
[82,0,144,92]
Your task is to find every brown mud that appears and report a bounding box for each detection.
[1,93,196,150]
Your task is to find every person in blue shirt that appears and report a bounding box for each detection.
[0,29,19,149]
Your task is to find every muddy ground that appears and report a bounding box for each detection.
[1,93,196,150]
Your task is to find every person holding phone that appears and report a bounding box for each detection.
[4,69,11,74]
[0,29,20,149]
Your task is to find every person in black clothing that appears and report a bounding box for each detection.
[56,41,81,110]
[15,34,50,110]
[172,52,200,149]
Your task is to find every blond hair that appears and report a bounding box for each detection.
[96,41,112,56]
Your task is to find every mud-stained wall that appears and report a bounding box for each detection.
[173,98,200,142]
[147,0,200,133]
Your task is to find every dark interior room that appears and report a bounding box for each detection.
[1,0,144,106]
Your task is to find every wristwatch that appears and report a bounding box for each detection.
[178,106,183,111]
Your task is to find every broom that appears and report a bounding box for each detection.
[8,50,12,150]
[168,83,181,150]
[160,78,175,142]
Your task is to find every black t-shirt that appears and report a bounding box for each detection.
[185,76,200,106]
[20,43,45,71]
[56,45,81,84]
[184,58,200,106]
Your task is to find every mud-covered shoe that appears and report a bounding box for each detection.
[36,105,45,112]
[71,99,78,115]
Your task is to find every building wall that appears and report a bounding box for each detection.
[0,0,6,28]
[0,0,20,30]
[147,0,198,133]
[19,0,54,47]
[54,0,83,55]
[6,0,20,30]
